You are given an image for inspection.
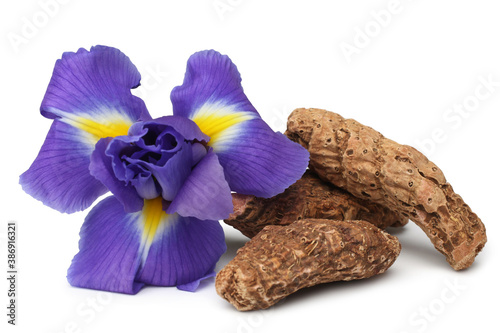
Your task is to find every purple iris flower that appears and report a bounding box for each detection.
[20,46,309,294]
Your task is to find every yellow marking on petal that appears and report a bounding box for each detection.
[49,107,134,144]
[191,105,255,146]
[141,197,167,248]
[71,116,132,140]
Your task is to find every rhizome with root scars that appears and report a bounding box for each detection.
[224,170,407,238]
[216,219,401,311]
[285,108,486,270]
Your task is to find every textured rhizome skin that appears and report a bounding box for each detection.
[224,169,408,238]
[216,219,401,311]
[285,108,486,270]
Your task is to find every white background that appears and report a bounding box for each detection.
[1,1,499,332]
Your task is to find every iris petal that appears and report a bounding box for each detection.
[177,271,217,292]
[129,171,159,200]
[136,202,226,289]
[149,116,210,143]
[89,138,144,213]
[67,196,226,294]
[149,141,194,202]
[20,121,108,213]
[215,119,310,198]
[21,46,149,213]
[167,149,233,220]
[41,45,149,143]
[67,196,145,294]
[171,50,259,150]
[171,50,259,120]
[171,50,309,198]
